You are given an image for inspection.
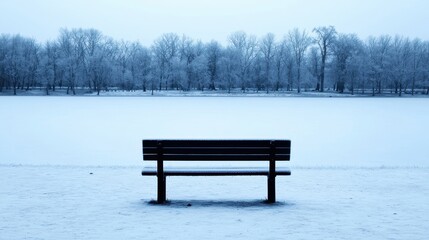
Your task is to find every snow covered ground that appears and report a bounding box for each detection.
[1,97,428,239]
[1,165,428,239]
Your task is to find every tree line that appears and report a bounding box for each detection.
[1,26,428,96]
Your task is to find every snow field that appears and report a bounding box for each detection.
[1,165,428,239]
[0,97,428,239]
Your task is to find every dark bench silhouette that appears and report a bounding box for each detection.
[141,139,291,204]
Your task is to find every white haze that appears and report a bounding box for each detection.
[1,0,429,45]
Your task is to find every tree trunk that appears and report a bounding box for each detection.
[297,67,301,93]
[399,82,402,97]
[320,55,326,92]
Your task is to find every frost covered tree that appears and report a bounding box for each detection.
[151,33,180,91]
[345,38,366,95]
[57,29,82,95]
[367,35,392,95]
[2,35,39,95]
[281,41,295,91]
[307,46,321,90]
[388,36,412,96]
[272,40,290,91]
[113,41,133,90]
[3,27,429,96]
[313,26,337,92]
[409,39,424,95]
[0,35,9,92]
[87,42,115,95]
[332,34,362,93]
[259,33,275,93]
[218,47,238,93]
[128,42,151,92]
[206,40,222,90]
[423,42,429,94]
[40,41,60,94]
[228,31,258,92]
[178,36,207,91]
[288,28,312,93]
[83,29,104,92]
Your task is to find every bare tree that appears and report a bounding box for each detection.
[57,29,83,95]
[3,35,39,95]
[219,47,238,93]
[128,42,151,92]
[259,33,275,93]
[410,38,424,95]
[281,41,295,91]
[228,31,258,92]
[424,41,429,94]
[0,35,9,92]
[87,42,114,95]
[206,40,221,90]
[40,41,56,94]
[389,36,412,96]
[152,33,180,91]
[332,34,362,93]
[179,35,196,91]
[288,28,312,93]
[273,40,289,91]
[345,38,366,95]
[307,46,320,90]
[313,26,337,92]
[367,35,392,95]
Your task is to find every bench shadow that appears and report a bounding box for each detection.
[145,199,294,208]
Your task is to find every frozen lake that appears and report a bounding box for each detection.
[1,97,428,167]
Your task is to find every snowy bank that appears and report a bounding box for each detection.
[1,165,428,239]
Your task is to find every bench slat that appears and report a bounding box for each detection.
[143,147,291,155]
[142,167,291,176]
[143,154,290,161]
[143,140,291,148]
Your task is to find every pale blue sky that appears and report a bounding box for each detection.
[0,0,427,45]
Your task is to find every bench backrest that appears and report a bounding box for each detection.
[142,140,291,161]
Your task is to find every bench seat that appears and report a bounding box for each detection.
[142,167,291,176]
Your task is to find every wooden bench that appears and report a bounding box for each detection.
[141,139,291,204]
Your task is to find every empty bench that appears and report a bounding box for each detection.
[141,139,291,203]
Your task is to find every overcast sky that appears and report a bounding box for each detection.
[1,0,428,45]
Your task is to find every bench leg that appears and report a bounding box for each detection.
[267,176,276,203]
[157,176,166,204]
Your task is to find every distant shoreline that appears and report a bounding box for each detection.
[1,89,428,98]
